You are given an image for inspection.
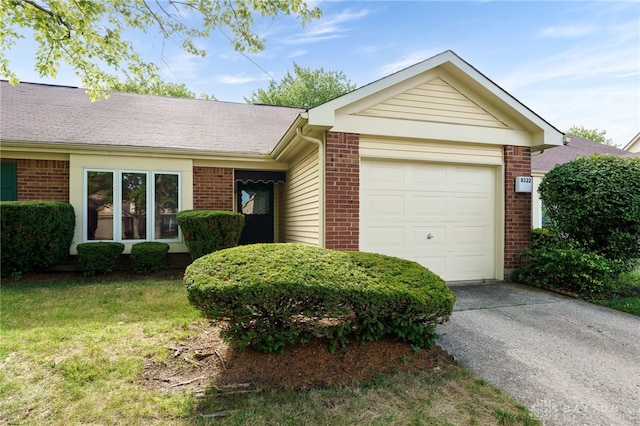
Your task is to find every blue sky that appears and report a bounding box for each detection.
[4,1,639,146]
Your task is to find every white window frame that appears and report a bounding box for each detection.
[83,168,181,243]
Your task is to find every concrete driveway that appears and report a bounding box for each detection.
[436,282,640,425]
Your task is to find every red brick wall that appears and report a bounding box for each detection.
[1,158,70,202]
[504,146,532,277]
[192,166,234,210]
[325,132,359,250]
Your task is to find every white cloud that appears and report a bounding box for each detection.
[537,25,598,38]
[496,34,639,146]
[287,50,308,58]
[217,74,270,85]
[282,8,371,45]
[498,42,639,93]
[376,50,441,77]
[160,52,202,80]
[359,45,379,55]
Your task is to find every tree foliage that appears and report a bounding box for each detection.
[538,154,640,265]
[1,0,321,100]
[567,125,614,146]
[246,62,356,108]
[111,75,216,99]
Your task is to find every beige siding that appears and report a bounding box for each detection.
[357,77,508,129]
[279,146,320,244]
[360,136,503,166]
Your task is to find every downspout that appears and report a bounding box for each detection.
[296,126,325,247]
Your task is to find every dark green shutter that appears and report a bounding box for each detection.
[0,162,18,201]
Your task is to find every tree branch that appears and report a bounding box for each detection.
[20,0,72,39]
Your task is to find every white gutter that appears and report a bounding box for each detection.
[296,126,326,247]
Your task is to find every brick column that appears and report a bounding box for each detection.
[192,166,234,210]
[325,132,359,250]
[504,146,532,279]
[2,158,70,201]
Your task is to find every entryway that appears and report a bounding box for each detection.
[237,182,274,245]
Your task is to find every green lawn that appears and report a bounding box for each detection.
[1,276,539,425]
[596,267,640,316]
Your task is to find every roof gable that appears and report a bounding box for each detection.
[307,50,563,149]
[355,77,509,129]
[624,132,640,153]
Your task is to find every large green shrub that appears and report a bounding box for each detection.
[519,245,621,300]
[0,201,75,275]
[519,228,621,300]
[176,210,244,260]
[539,154,640,266]
[76,242,125,276]
[130,242,169,274]
[184,243,455,353]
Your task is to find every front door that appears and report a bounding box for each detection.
[237,182,274,245]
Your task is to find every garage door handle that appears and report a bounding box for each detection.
[427,233,434,240]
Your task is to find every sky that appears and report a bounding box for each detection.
[3,0,639,146]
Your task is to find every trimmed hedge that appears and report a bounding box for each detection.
[176,210,244,260]
[0,201,75,275]
[76,242,125,276]
[131,242,169,274]
[519,228,621,300]
[184,243,455,353]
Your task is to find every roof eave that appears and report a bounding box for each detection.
[0,140,278,163]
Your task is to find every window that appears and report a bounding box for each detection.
[85,169,180,242]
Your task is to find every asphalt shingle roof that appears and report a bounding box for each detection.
[0,81,302,154]
[532,135,638,172]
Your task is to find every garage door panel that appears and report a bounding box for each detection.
[366,193,405,216]
[448,253,494,279]
[449,167,493,190]
[398,249,448,277]
[361,159,496,281]
[366,226,405,247]
[362,162,405,189]
[450,224,492,246]
[412,226,446,247]
[451,195,492,218]
[419,256,447,277]
[412,165,447,185]
[411,195,447,218]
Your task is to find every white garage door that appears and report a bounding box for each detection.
[360,159,496,281]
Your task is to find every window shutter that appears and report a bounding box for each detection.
[0,162,17,201]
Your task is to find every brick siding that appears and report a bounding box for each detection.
[324,132,359,250]
[504,146,532,277]
[1,158,70,202]
[192,166,234,210]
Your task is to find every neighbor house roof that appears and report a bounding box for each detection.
[532,134,638,172]
[0,81,302,154]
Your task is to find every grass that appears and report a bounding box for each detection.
[596,266,640,316]
[1,276,540,425]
